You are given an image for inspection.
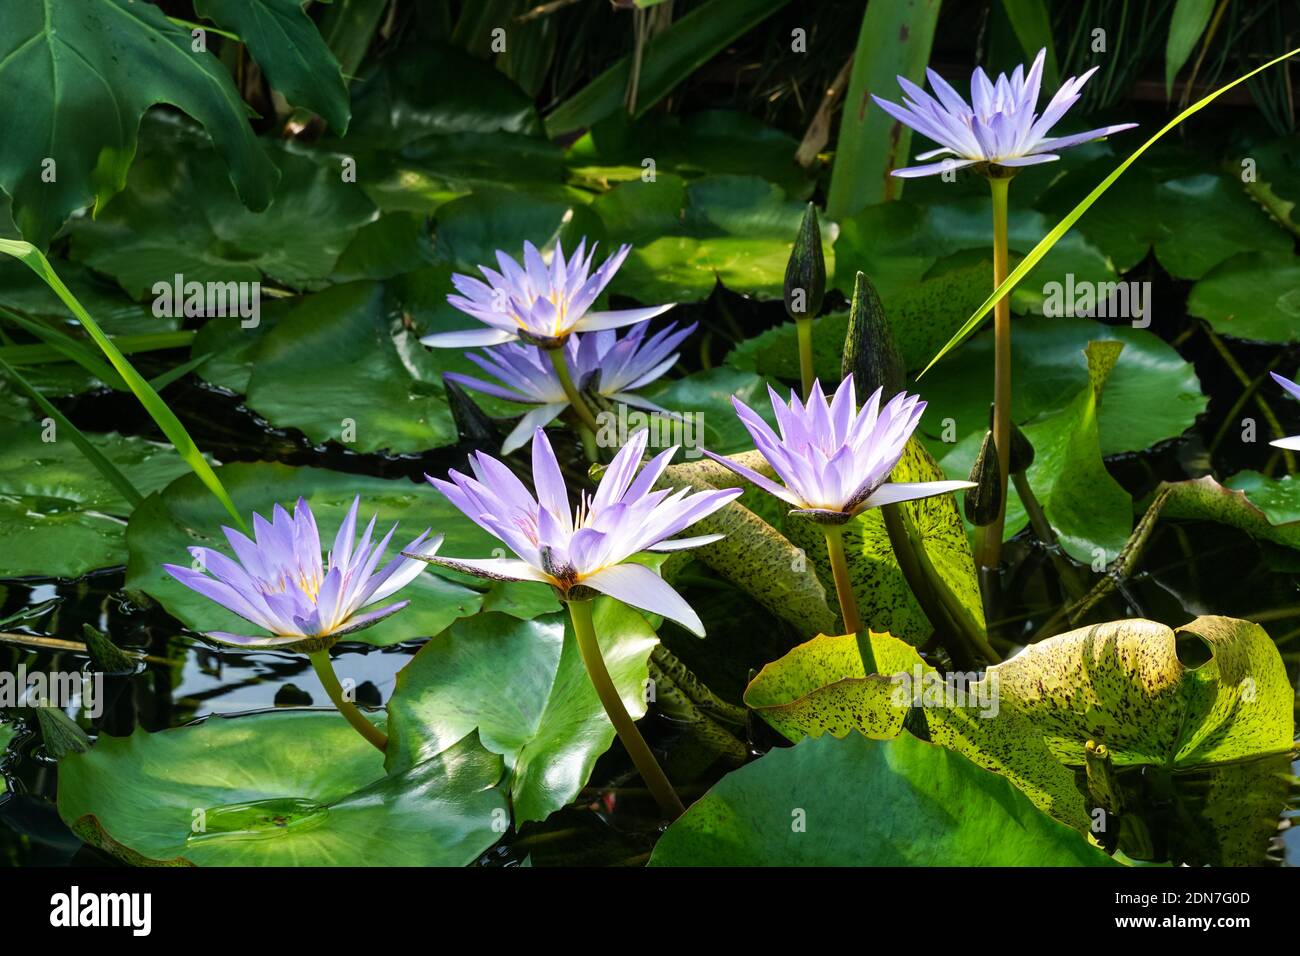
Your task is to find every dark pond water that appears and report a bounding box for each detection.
[1,287,1297,867]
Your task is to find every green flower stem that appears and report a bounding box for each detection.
[308,650,388,753]
[548,347,603,435]
[977,176,1013,571]
[822,524,869,652]
[567,598,684,820]
[795,316,816,400]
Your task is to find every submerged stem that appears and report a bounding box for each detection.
[548,347,602,434]
[795,316,816,400]
[309,650,388,753]
[567,599,684,820]
[977,176,1013,571]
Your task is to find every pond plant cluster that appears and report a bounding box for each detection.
[0,0,1298,870]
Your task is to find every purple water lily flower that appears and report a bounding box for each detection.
[1270,372,1300,450]
[164,497,440,650]
[417,428,740,635]
[422,238,674,350]
[704,376,974,523]
[871,49,1137,178]
[446,322,696,453]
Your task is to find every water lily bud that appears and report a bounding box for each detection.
[964,430,1002,527]
[987,403,1035,473]
[842,270,904,402]
[783,202,825,321]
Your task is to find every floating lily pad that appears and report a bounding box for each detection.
[0,259,172,335]
[832,196,1115,314]
[1157,472,1300,552]
[1037,163,1293,278]
[124,461,486,647]
[648,733,1115,866]
[241,281,456,454]
[920,614,1295,864]
[70,134,377,297]
[0,425,194,578]
[1187,252,1300,344]
[57,713,507,866]
[567,110,814,200]
[638,367,779,456]
[330,213,436,281]
[386,601,658,824]
[430,188,606,277]
[591,174,836,303]
[918,316,1206,457]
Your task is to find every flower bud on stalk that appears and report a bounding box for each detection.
[842,271,904,403]
[964,430,1003,527]
[784,202,826,400]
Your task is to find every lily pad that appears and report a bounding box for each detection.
[832,196,1115,314]
[648,733,1115,866]
[386,601,658,824]
[916,316,1207,456]
[57,712,507,866]
[567,110,814,200]
[70,133,377,297]
[920,615,1295,864]
[431,188,606,277]
[0,258,172,335]
[0,425,194,578]
[124,461,486,647]
[1156,472,1300,552]
[1187,252,1300,344]
[638,367,780,456]
[1037,163,1293,278]
[591,174,836,303]
[237,281,457,454]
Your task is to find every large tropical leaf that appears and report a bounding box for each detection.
[0,0,276,247]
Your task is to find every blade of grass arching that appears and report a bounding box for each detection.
[917,44,1300,380]
[0,331,196,367]
[543,0,790,138]
[0,307,127,388]
[0,239,247,532]
[825,0,941,219]
[0,355,143,508]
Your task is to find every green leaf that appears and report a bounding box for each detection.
[0,358,142,509]
[194,0,350,132]
[58,715,506,866]
[70,135,378,296]
[592,174,836,303]
[125,461,489,647]
[637,367,777,456]
[544,0,791,138]
[919,44,1300,379]
[1165,0,1216,96]
[433,188,605,276]
[566,110,814,201]
[921,614,1295,864]
[743,631,926,741]
[1000,0,1060,89]
[347,40,542,149]
[235,281,457,454]
[648,733,1115,866]
[0,239,246,530]
[824,0,941,219]
[386,602,658,824]
[1187,252,1300,344]
[1036,165,1293,278]
[0,0,276,247]
[1157,472,1300,552]
[0,259,171,336]
[916,316,1207,457]
[0,423,194,578]
[942,340,1133,563]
